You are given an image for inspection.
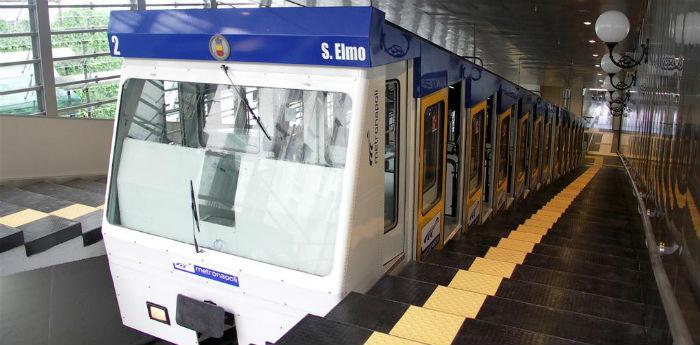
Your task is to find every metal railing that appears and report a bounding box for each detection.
[618,153,694,345]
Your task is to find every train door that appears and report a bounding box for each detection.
[552,119,561,178]
[382,62,408,265]
[541,116,552,185]
[530,114,542,190]
[416,88,448,260]
[495,108,512,211]
[480,95,496,223]
[515,112,530,198]
[465,100,487,226]
[444,81,464,242]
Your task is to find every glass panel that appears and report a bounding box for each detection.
[0,62,39,91]
[48,1,130,31]
[532,121,541,171]
[498,115,510,184]
[0,89,41,115]
[421,101,444,214]
[0,3,32,35]
[107,78,353,276]
[468,109,484,196]
[384,79,399,231]
[146,0,211,9]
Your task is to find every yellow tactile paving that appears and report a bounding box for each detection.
[516,224,548,235]
[529,213,558,223]
[389,306,464,345]
[448,270,502,295]
[96,204,105,210]
[0,209,48,227]
[536,209,561,218]
[507,230,543,243]
[364,332,424,345]
[423,286,487,318]
[50,203,98,220]
[497,237,535,253]
[484,247,527,264]
[541,205,567,213]
[524,218,554,229]
[468,257,516,278]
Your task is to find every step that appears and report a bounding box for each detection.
[22,182,104,207]
[436,243,643,285]
[61,179,107,195]
[18,215,82,256]
[276,315,404,345]
[0,186,73,213]
[459,233,645,271]
[391,263,668,330]
[327,292,594,345]
[0,224,23,253]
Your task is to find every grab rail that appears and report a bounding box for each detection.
[618,154,694,345]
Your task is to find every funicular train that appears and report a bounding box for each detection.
[103,6,585,344]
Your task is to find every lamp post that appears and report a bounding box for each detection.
[595,10,649,69]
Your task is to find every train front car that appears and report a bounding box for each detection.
[102,7,413,345]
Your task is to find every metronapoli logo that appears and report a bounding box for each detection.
[367,88,380,166]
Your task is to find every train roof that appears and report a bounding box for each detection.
[107,6,569,113]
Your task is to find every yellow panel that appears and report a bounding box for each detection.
[530,213,558,223]
[497,238,536,253]
[524,218,554,229]
[516,224,548,235]
[468,257,516,278]
[448,270,502,295]
[423,286,487,319]
[508,230,543,243]
[50,204,98,220]
[389,306,464,345]
[536,209,561,217]
[364,332,424,345]
[0,209,48,227]
[484,247,527,264]
[541,205,566,213]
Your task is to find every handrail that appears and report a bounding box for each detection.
[618,153,694,345]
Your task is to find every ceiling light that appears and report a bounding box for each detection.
[593,54,599,57]
[597,73,602,76]
[589,40,596,43]
[584,21,592,25]
[595,64,600,67]
[598,79,603,82]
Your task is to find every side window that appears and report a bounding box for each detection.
[384,80,400,231]
[498,115,510,184]
[422,101,445,214]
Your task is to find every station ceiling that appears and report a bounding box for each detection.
[368,0,646,89]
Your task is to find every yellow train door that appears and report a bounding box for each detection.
[465,100,487,226]
[495,108,512,210]
[416,88,448,260]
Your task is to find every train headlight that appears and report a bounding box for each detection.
[147,302,170,325]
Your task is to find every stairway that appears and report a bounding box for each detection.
[276,160,676,345]
[0,178,107,276]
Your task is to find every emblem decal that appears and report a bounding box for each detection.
[209,34,231,61]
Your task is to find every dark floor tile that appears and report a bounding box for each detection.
[275,315,371,345]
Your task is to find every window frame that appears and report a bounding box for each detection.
[384,78,400,233]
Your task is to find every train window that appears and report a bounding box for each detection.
[532,122,541,169]
[385,79,400,232]
[422,101,445,214]
[107,78,354,276]
[468,109,484,196]
[498,115,510,184]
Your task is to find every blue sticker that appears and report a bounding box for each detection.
[173,262,239,287]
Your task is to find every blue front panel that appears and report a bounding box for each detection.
[498,82,519,113]
[466,68,499,108]
[108,7,386,67]
[415,42,468,97]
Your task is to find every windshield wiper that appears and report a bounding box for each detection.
[189,180,202,254]
[221,64,271,140]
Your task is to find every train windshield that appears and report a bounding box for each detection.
[106,78,353,276]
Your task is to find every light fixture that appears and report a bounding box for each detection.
[593,54,599,57]
[595,10,649,69]
[597,73,602,76]
[584,21,592,25]
[601,52,623,74]
[606,71,637,91]
[595,64,600,67]
[589,40,596,43]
